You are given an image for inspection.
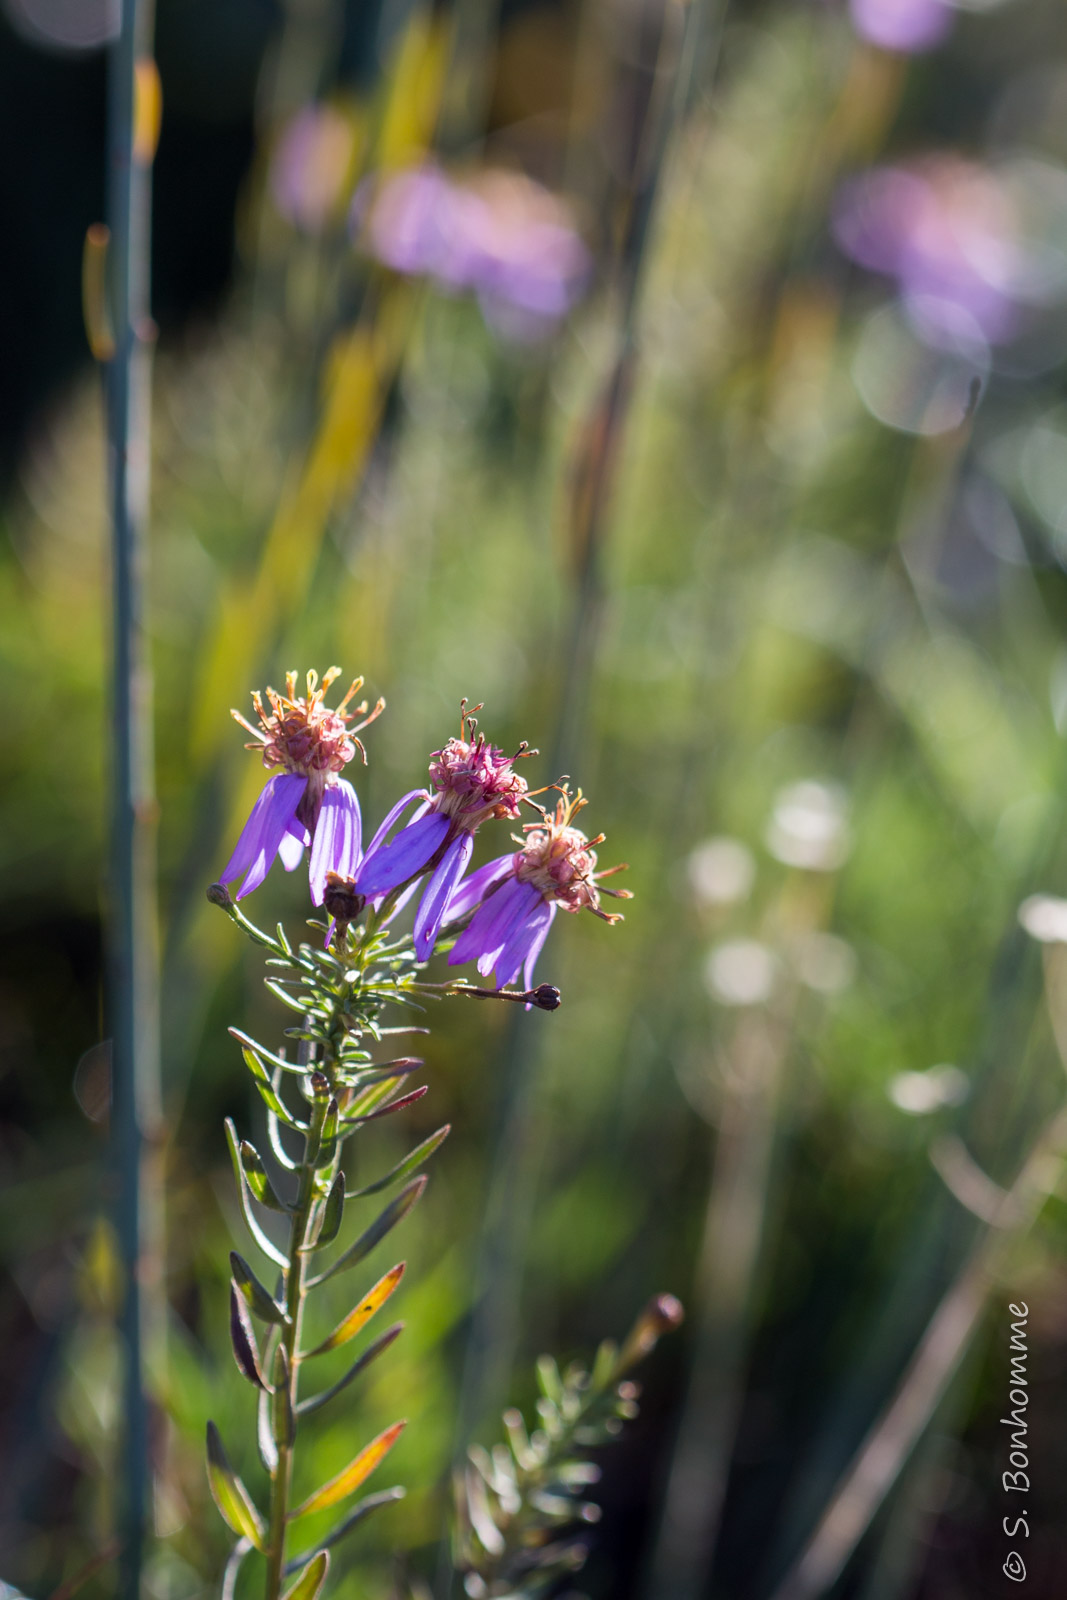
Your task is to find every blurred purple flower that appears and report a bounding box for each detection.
[444,789,630,991]
[220,669,382,904]
[354,163,590,338]
[356,709,532,960]
[849,0,954,54]
[271,104,356,233]
[834,158,1042,346]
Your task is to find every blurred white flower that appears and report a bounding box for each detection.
[1018,893,1067,943]
[705,939,778,1006]
[792,931,857,994]
[688,837,756,907]
[888,1064,969,1114]
[766,780,851,871]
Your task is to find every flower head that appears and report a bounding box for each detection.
[353,163,590,341]
[444,789,631,991]
[428,706,530,830]
[220,668,383,904]
[355,704,534,961]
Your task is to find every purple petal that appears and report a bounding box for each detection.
[220,773,307,899]
[278,828,306,872]
[309,780,362,906]
[475,882,541,979]
[356,810,449,896]
[449,878,539,975]
[448,875,523,967]
[443,852,516,924]
[523,901,557,990]
[363,789,429,861]
[414,834,474,961]
[495,898,553,990]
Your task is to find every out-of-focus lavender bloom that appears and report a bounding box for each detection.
[444,790,631,991]
[356,708,533,960]
[354,163,590,339]
[220,669,383,904]
[834,156,1066,348]
[849,0,954,55]
[271,104,357,233]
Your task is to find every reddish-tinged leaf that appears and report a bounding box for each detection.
[292,1420,407,1518]
[304,1262,406,1358]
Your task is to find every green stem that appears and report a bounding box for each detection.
[265,1148,313,1600]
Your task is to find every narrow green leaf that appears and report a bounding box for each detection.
[231,1250,289,1326]
[350,1125,451,1198]
[340,1085,428,1131]
[206,1422,266,1550]
[307,1177,427,1288]
[229,1285,267,1389]
[292,1419,406,1518]
[282,1489,406,1573]
[308,1173,345,1252]
[264,979,310,1014]
[258,1382,279,1475]
[304,1262,406,1358]
[315,1099,340,1169]
[222,1536,253,1600]
[536,1355,564,1405]
[272,1345,295,1449]
[239,1140,291,1212]
[268,1068,300,1171]
[243,1048,308,1130]
[280,1551,329,1600]
[225,1122,288,1269]
[295,1323,404,1417]
[229,1027,306,1077]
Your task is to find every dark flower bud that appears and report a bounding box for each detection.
[322,871,365,932]
[207,881,234,911]
[531,984,562,1011]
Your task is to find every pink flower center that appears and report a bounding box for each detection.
[429,735,528,830]
[516,823,599,912]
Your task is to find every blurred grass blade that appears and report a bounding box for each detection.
[206,1422,266,1550]
[304,1261,406,1357]
[350,1125,451,1197]
[292,1420,406,1518]
[307,1177,427,1287]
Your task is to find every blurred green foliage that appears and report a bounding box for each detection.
[4,0,1067,1597]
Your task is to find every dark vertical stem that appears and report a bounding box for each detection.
[107,3,159,1597]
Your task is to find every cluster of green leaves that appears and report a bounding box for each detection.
[205,888,450,1600]
[454,1297,683,1598]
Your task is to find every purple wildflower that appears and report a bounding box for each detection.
[848,0,954,55]
[354,163,590,340]
[355,706,533,960]
[445,789,631,990]
[220,668,383,905]
[833,157,1049,349]
[270,104,357,234]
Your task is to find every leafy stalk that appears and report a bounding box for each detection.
[454,1295,684,1598]
[206,885,450,1600]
